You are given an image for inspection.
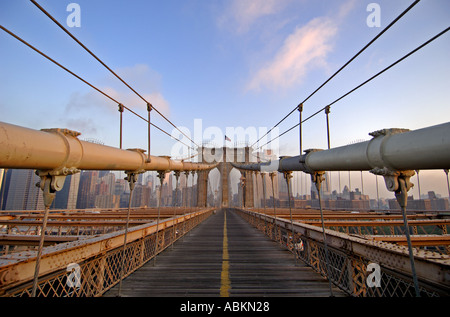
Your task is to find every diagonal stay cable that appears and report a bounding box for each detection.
[30,0,200,149]
[251,0,421,148]
[258,26,450,149]
[0,25,191,149]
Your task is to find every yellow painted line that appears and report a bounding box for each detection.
[220,209,231,297]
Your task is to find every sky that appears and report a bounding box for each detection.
[1,0,449,199]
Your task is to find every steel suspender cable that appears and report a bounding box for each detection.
[30,204,50,297]
[172,171,180,249]
[316,181,334,297]
[0,25,192,149]
[147,103,152,162]
[261,173,268,234]
[30,0,200,149]
[117,174,136,296]
[269,172,279,241]
[284,172,297,264]
[258,26,450,149]
[251,0,420,149]
[154,171,165,265]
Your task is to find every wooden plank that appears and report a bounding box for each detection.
[103,208,345,297]
[369,235,450,246]
[0,234,80,246]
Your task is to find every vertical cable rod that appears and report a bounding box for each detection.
[269,172,279,241]
[325,106,331,150]
[147,103,152,162]
[118,104,124,149]
[154,171,166,265]
[261,173,268,235]
[117,179,134,296]
[445,169,450,201]
[395,175,421,297]
[31,204,50,297]
[284,172,297,263]
[313,173,334,297]
[172,171,180,248]
[298,104,303,155]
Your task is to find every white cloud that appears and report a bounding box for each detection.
[247,17,337,92]
[218,0,293,34]
[62,64,170,143]
[107,64,170,117]
[245,0,357,92]
[65,64,170,117]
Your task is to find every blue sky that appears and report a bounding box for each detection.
[1,0,449,198]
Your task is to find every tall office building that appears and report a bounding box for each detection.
[53,173,80,210]
[3,169,44,210]
[310,171,331,199]
[0,169,6,209]
[76,171,99,209]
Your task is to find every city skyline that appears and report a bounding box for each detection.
[2,166,448,212]
[1,1,449,199]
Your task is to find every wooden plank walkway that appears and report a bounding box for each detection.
[103,208,345,297]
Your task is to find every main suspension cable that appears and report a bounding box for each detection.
[258,26,450,149]
[30,0,200,149]
[0,25,192,149]
[251,0,421,148]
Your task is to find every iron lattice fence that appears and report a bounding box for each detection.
[3,210,213,297]
[238,209,446,297]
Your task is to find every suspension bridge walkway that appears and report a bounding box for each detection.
[103,208,344,297]
[0,0,449,299]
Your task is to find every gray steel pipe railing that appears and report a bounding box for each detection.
[233,122,450,173]
[0,121,216,172]
[233,121,450,298]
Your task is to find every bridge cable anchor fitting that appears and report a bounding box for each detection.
[35,168,80,208]
[146,103,152,163]
[310,170,334,296]
[32,167,80,296]
[370,167,420,297]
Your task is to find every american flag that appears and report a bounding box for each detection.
[225,135,231,142]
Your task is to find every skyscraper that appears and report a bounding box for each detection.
[53,173,80,210]
[76,171,99,209]
[3,169,44,210]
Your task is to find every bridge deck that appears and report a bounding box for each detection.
[103,208,345,297]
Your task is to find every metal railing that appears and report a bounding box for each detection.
[0,208,215,297]
[236,209,450,297]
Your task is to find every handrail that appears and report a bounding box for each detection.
[0,208,215,295]
[238,209,450,296]
[0,121,217,172]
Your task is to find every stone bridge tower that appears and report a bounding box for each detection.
[197,146,254,208]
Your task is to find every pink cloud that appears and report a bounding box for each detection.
[247,16,337,92]
[219,0,293,33]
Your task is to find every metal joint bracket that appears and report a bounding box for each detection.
[157,170,168,185]
[302,148,323,173]
[369,128,410,138]
[127,147,147,169]
[124,170,145,191]
[269,172,276,181]
[283,171,293,181]
[40,128,81,138]
[370,168,415,207]
[35,168,80,208]
[310,171,326,192]
[370,167,415,192]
